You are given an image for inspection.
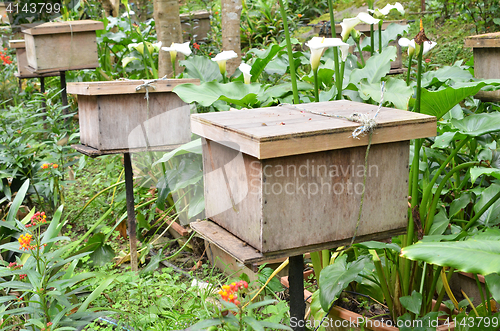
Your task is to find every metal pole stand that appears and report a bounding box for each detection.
[60,70,68,111]
[289,254,305,331]
[123,153,138,271]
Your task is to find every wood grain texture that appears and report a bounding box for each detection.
[76,88,191,153]
[472,48,500,101]
[67,79,200,95]
[192,100,436,159]
[72,143,185,157]
[24,31,99,72]
[8,40,24,48]
[202,138,409,254]
[21,20,104,35]
[465,32,500,48]
[10,42,58,78]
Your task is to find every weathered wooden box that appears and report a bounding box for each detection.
[21,20,103,74]
[180,10,211,41]
[465,32,500,102]
[67,79,199,154]
[191,101,436,259]
[8,39,58,78]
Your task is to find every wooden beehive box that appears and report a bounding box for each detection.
[465,32,500,102]
[180,10,211,41]
[67,79,199,154]
[20,20,103,74]
[8,39,58,78]
[191,101,436,261]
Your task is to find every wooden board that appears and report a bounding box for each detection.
[72,143,184,157]
[192,220,406,264]
[21,20,104,35]
[191,100,436,160]
[24,31,99,72]
[465,32,500,48]
[8,39,24,48]
[67,79,200,95]
[180,10,211,40]
[471,48,500,102]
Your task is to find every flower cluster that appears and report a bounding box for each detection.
[18,233,34,250]
[26,211,47,228]
[41,322,53,331]
[8,262,23,270]
[218,280,248,306]
[0,48,12,65]
[19,274,27,280]
[41,163,58,169]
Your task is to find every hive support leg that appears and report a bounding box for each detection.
[60,71,68,112]
[40,77,47,129]
[123,153,139,272]
[18,78,22,91]
[289,254,305,331]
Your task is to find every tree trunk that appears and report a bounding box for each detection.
[221,0,242,76]
[154,0,183,77]
[100,0,118,17]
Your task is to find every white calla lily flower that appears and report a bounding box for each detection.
[128,42,155,55]
[239,63,252,84]
[162,42,192,63]
[399,37,436,56]
[211,50,238,75]
[306,37,350,71]
[340,13,380,42]
[369,2,405,18]
[152,41,162,52]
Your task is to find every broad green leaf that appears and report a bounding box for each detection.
[173,81,264,107]
[180,55,222,83]
[431,132,457,149]
[358,77,412,110]
[242,317,265,331]
[262,81,313,100]
[247,44,285,82]
[470,167,500,183]
[421,65,473,88]
[399,290,423,315]
[246,299,277,310]
[428,210,449,235]
[349,47,397,85]
[319,255,368,312]
[420,81,499,119]
[258,267,283,293]
[401,239,500,275]
[187,186,205,219]
[319,86,337,102]
[473,184,500,226]
[485,273,500,302]
[449,193,471,217]
[303,68,335,88]
[309,291,326,331]
[452,112,500,137]
[154,139,202,165]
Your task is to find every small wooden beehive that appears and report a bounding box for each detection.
[21,20,103,74]
[180,10,211,40]
[8,39,58,78]
[465,32,500,102]
[67,79,199,154]
[191,101,436,259]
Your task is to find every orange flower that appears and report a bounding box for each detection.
[218,280,248,306]
[41,163,49,169]
[18,234,33,250]
[298,14,303,18]
[193,42,200,50]
[52,164,58,169]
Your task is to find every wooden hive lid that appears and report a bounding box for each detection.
[21,20,104,35]
[67,78,200,96]
[465,32,500,48]
[8,39,25,49]
[191,100,436,159]
[180,10,211,20]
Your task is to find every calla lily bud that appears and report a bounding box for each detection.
[212,50,238,75]
[239,63,252,84]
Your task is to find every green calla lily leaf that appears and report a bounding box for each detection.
[452,112,500,137]
[401,233,500,275]
[180,55,222,83]
[350,46,397,85]
[358,77,413,110]
[173,81,264,107]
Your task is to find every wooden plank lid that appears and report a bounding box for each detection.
[465,32,500,48]
[191,100,436,159]
[8,39,25,49]
[67,78,200,96]
[21,20,104,35]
